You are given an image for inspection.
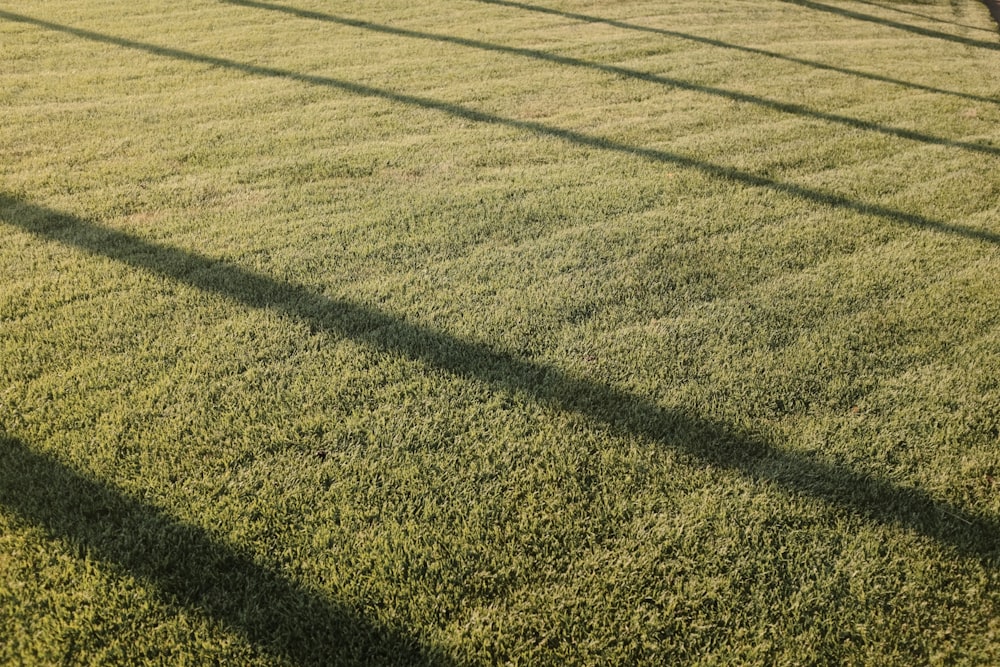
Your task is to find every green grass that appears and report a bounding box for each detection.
[2,0,999,663]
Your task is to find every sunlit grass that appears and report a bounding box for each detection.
[2,0,999,664]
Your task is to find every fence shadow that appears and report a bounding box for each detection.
[779,0,1000,49]
[1,11,998,247]
[0,431,450,666]
[853,0,997,33]
[470,0,999,104]
[4,7,1000,661]
[219,0,1000,157]
[3,194,999,569]
[981,0,1000,30]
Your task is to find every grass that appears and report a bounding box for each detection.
[1,0,999,663]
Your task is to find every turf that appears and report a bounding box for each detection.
[2,0,999,664]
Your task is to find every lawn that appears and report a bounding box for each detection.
[2,0,999,664]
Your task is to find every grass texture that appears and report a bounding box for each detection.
[2,0,1000,663]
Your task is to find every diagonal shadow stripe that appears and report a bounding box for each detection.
[853,0,997,33]
[2,193,999,566]
[0,431,450,666]
[779,0,1000,49]
[220,0,1000,158]
[1,10,998,247]
[471,0,999,105]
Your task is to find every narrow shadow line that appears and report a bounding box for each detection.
[218,0,1000,158]
[0,432,449,666]
[2,10,999,247]
[854,0,996,33]
[3,194,999,566]
[778,0,1000,50]
[471,0,999,105]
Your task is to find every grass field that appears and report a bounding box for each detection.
[2,0,1000,663]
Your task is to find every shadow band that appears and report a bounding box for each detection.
[853,0,997,33]
[983,0,1000,30]
[3,194,999,568]
[220,0,1000,158]
[779,0,1000,49]
[470,0,999,105]
[0,432,448,666]
[0,10,998,247]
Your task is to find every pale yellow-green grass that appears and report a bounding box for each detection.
[2,0,1000,664]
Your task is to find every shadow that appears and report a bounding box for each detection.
[778,0,1000,50]
[217,0,1000,158]
[982,0,1000,30]
[1,10,999,247]
[3,194,1000,568]
[0,431,449,666]
[853,0,997,33]
[471,0,999,105]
